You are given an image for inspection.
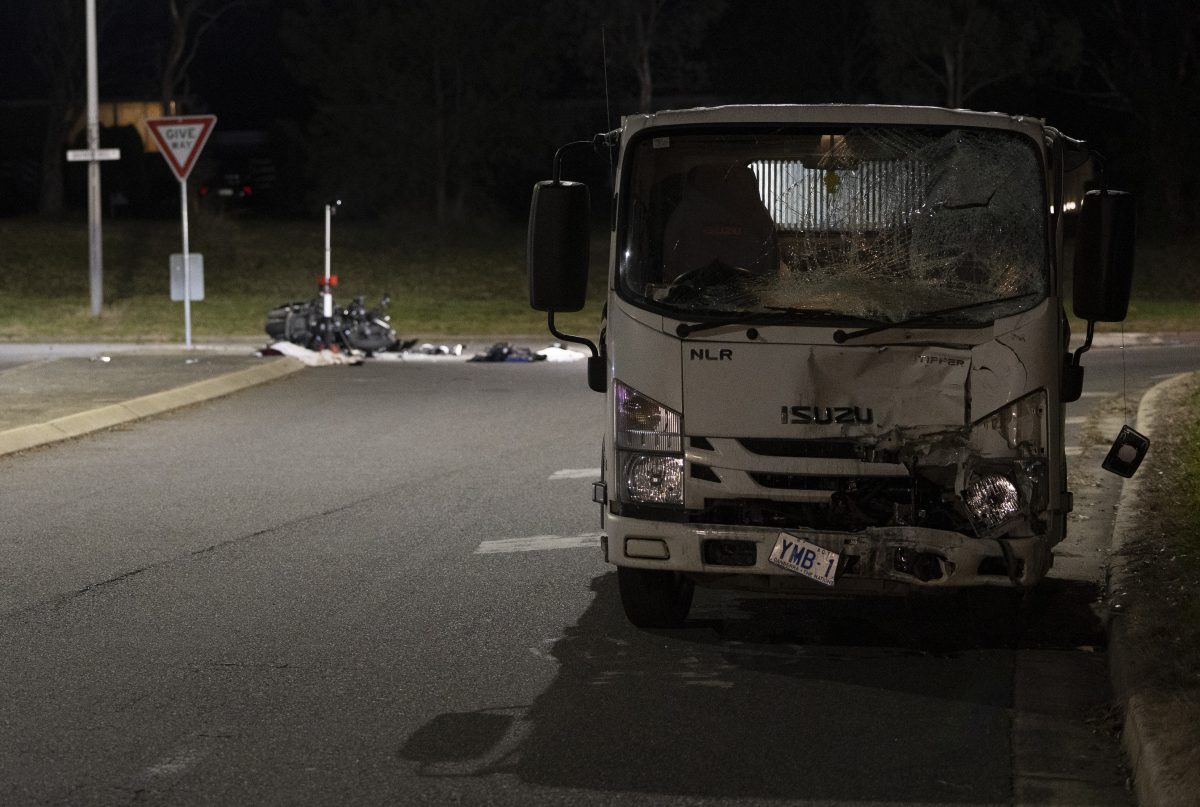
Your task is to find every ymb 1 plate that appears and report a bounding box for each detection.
[768,533,839,586]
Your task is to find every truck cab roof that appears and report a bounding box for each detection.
[621,104,1053,145]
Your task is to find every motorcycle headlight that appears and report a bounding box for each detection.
[615,380,683,505]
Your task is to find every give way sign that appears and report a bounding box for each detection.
[145,115,217,181]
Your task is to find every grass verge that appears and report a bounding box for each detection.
[2,216,1196,341]
[1116,373,1200,791]
[0,216,607,341]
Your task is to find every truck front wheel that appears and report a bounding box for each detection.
[617,567,694,628]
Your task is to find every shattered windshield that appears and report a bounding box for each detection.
[618,126,1048,326]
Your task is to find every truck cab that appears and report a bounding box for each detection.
[529,105,1135,628]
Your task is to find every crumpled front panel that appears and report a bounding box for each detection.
[682,343,971,439]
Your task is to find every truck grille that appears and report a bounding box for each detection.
[684,435,971,534]
[738,438,901,463]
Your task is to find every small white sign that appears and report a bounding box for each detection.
[146,115,217,181]
[66,148,121,162]
[170,254,204,301]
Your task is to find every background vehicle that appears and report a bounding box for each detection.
[528,105,1136,628]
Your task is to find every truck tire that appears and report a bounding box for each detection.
[617,567,694,629]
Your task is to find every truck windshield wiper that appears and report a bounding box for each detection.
[831,292,1042,344]
[676,310,846,338]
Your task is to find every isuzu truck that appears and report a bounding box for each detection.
[528,105,1136,628]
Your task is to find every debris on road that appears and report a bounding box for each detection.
[413,343,464,356]
[535,344,587,362]
[257,341,363,366]
[255,340,585,366]
[469,343,546,363]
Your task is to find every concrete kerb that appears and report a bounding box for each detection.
[0,356,305,458]
[1107,370,1197,807]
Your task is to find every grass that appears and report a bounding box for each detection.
[1116,374,1200,787]
[1123,377,1200,679]
[0,215,607,341]
[1067,237,1200,334]
[1,215,1197,341]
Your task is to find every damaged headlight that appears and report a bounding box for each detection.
[964,474,1021,531]
[615,380,683,505]
[970,390,1046,457]
[962,391,1048,534]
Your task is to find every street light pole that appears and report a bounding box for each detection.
[85,0,103,317]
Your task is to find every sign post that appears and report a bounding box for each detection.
[145,115,217,349]
[77,0,123,316]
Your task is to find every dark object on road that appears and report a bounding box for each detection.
[266,291,398,354]
[469,343,547,363]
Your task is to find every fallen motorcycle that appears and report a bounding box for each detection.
[266,279,398,354]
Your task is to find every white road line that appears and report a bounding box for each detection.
[1065,446,1083,456]
[1079,391,1112,398]
[1066,416,1087,425]
[475,533,603,554]
[548,468,600,480]
[144,747,204,778]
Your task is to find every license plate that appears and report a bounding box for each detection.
[768,533,840,586]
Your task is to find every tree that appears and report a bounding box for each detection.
[28,0,87,216]
[282,0,552,222]
[703,0,876,105]
[159,0,252,113]
[869,0,1082,108]
[1070,0,1200,234]
[23,0,145,216]
[551,0,726,114]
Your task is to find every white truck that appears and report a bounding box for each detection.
[528,105,1137,628]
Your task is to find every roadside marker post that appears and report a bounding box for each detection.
[317,199,342,349]
[145,115,217,349]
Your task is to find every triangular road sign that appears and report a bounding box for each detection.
[145,115,217,181]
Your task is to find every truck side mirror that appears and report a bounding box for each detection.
[528,180,590,312]
[1072,189,1136,322]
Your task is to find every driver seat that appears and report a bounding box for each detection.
[662,163,779,281]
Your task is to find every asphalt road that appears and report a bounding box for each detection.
[1,338,1197,806]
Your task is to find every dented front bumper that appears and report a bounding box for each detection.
[606,513,1053,593]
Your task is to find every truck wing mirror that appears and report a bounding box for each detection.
[527,178,605,393]
[1072,189,1136,322]
[528,180,590,312]
[1102,424,1149,478]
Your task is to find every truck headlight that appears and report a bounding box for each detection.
[962,391,1048,534]
[615,380,683,505]
[621,453,683,505]
[970,390,1046,457]
[964,473,1021,531]
[615,380,682,452]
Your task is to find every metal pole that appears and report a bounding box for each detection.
[85,0,103,316]
[323,203,333,318]
[181,179,192,349]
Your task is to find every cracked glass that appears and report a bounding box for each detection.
[619,126,1048,326]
